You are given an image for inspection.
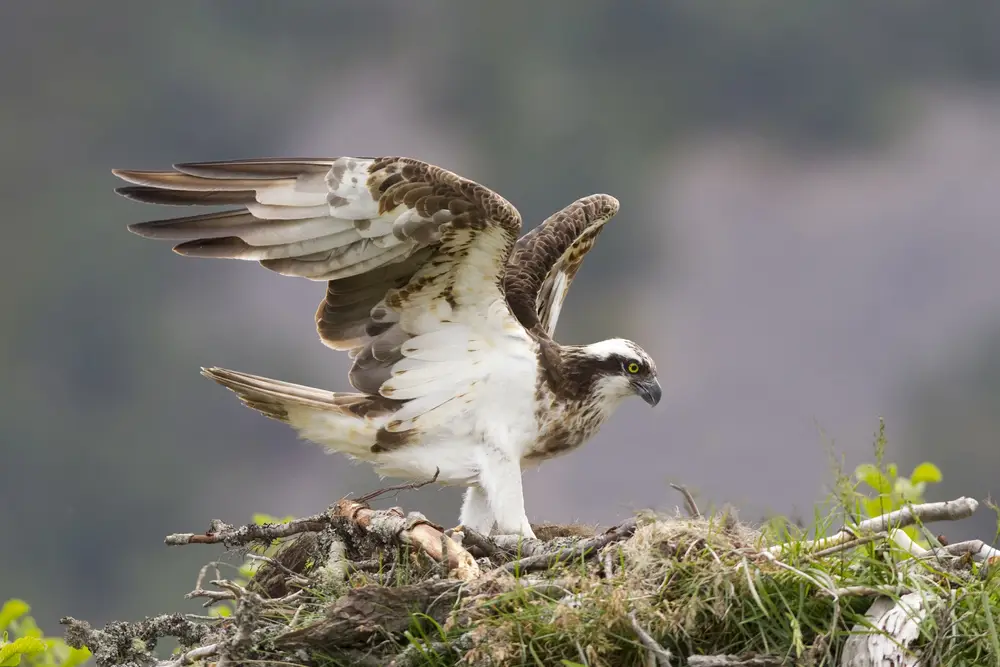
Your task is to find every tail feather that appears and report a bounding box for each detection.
[201,367,403,457]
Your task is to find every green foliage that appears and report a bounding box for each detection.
[0,601,88,667]
[853,419,944,543]
[0,637,45,667]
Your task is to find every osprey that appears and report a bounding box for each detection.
[114,157,661,538]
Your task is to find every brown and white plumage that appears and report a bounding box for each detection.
[115,156,661,537]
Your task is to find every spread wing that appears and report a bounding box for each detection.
[115,157,524,431]
[504,194,620,339]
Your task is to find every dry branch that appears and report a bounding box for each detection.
[630,611,673,666]
[332,497,480,580]
[157,643,219,667]
[770,497,986,558]
[671,483,702,518]
[455,526,499,558]
[501,517,638,574]
[164,515,329,546]
[687,656,786,667]
[61,615,209,667]
[354,467,440,504]
[163,486,479,580]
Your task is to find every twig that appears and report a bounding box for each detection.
[491,533,546,557]
[382,556,399,586]
[288,604,305,630]
[165,489,479,579]
[502,518,638,575]
[243,553,311,588]
[603,549,615,579]
[670,483,701,518]
[923,538,1000,561]
[832,585,909,598]
[157,643,219,667]
[185,588,235,606]
[192,562,224,591]
[687,656,786,666]
[165,514,330,546]
[356,467,440,505]
[222,580,303,607]
[809,532,886,559]
[213,579,249,597]
[854,497,978,533]
[459,527,499,558]
[61,615,210,667]
[348,558,386,573]
[629,612,672,666]
[770,497,980,556]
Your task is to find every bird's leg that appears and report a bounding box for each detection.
[457,485,494,535]
[477,447,536,539]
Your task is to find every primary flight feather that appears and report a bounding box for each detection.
[115,156,661,538]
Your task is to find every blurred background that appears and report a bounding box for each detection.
[2,0,1000,633]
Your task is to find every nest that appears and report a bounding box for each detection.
[61,490,1000,667]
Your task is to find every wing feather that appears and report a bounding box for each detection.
[116,156,525,445]
[504,194,620,338]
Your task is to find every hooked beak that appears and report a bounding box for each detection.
[635,377,662,407]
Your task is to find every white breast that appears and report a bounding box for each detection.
[371,299,541,484]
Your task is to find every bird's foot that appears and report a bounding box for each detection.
[493,524,537,541]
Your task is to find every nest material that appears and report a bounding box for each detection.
[61,495,1000,667]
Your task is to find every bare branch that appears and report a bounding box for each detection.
[185,587,235,606]
[832,585,909,598]
[687,655,786,666]
[603,549,615,579]
[165,514,330,547]
[457,526,499,558]
[243,553,310,587]
[670,483,701,518]
[629,611,673,666]
[809,532,886,559]
[61,614,209,667]
[491,533,546,556]
[502,517,638,575]
[156,643,219,667]
[163,492,479,580]
[932,538,1000,561]
[355,467,440,505]
[770,497,980,557]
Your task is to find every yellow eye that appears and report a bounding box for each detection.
[627,362,640,374]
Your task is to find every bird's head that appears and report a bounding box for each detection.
[578,338,661,408]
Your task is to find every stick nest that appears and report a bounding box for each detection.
[60,490,1000,667]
